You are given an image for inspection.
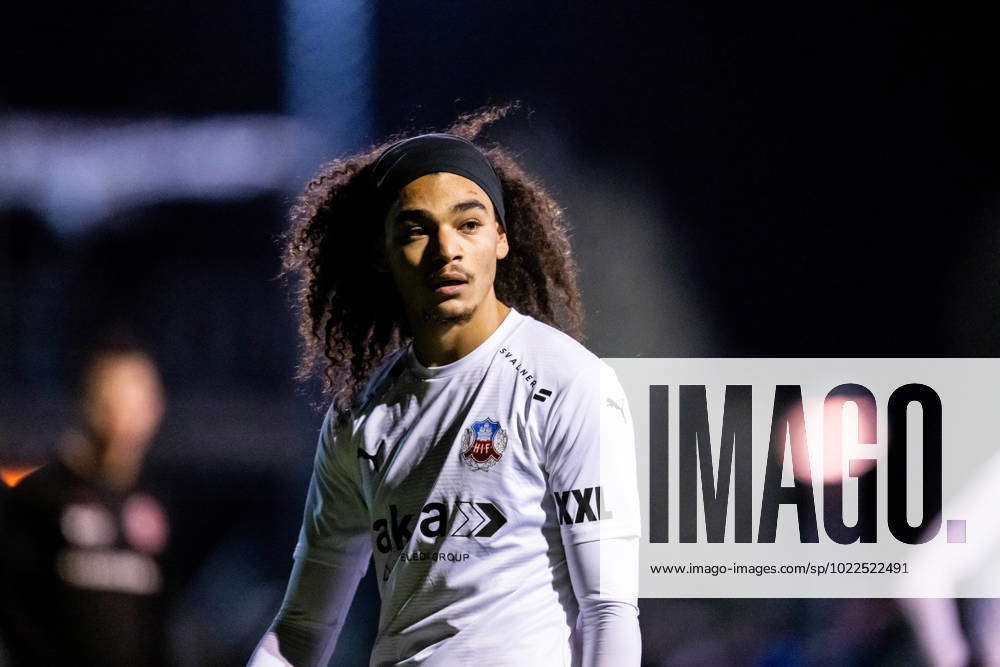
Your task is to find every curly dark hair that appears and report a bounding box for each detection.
[283,104,584,415]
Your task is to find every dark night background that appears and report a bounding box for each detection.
[3,1,999,664]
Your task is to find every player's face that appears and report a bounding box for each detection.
[383,172,509,326]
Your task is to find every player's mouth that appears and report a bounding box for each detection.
[428,271,469,296]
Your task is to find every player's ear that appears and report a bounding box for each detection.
[496,219,509,260]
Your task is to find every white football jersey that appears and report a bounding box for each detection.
[293,307,641,666]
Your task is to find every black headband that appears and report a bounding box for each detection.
[370,133,506,227]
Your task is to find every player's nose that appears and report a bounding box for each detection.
[431,225,463,262]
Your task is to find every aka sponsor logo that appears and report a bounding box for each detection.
[460,418,507,471]
[552,486,615,526]
[372,500,508,553]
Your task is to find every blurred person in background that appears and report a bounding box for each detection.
[0,332,173,666]
[248,105,642,666]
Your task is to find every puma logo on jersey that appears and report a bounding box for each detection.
[606,397,626,421]
[552,486,614,525]
[357,439,386,473]
[372,500,508,553]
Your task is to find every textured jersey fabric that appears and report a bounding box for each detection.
[292,307,640,666]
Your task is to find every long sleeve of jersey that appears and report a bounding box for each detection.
[248,409,372,667]
[543,360,642,666]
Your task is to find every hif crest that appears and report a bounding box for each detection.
[461,418,507,471]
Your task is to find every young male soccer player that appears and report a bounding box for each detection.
[249,108,641,666]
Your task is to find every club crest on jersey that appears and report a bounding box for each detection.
[461,418,507,471]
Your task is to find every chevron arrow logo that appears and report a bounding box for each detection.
[450,501,507,538]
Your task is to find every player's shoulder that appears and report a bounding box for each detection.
[507,311,616,391]
[313,348,409,449]
[349,348,409,414]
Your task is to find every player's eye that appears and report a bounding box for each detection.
[460,220,482,232]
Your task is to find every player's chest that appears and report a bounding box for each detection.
[353,384,541,504]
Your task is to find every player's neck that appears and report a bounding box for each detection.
[411,298,511,368]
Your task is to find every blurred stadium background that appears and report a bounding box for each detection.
[3,1,1000,664]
